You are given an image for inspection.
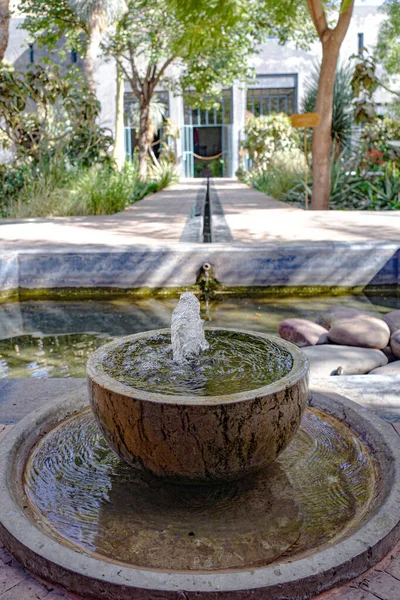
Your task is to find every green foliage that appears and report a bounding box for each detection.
[67,162,144,215]
[108,0,254,107]
[0,63,113,165]
[283,155,365,209]
[243,149,306,201]
[302,62,354,152]
[17,0,84,53]
[244,146,400,211]
[376,0,400,76]
[242,113,299,170]
[361,117,400,163]
[127,95,168,135]
[68,0,126,26]
[358,172,400,209]
[2,157,177,218]
[149,158,179,190]
[350,52,380,123]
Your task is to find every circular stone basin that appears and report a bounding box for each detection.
[86,328,309,483]
[1,390,400,600]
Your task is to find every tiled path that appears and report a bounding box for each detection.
[216,179,400,244]
[1,412,400,600]
[0,181,202,250]
[2,178,400,249]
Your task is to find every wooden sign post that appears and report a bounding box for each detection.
[291,112,321,210]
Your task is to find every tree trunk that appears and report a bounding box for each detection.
[307,0,354,210]
[0,0,10,61]
[82,23,102,95]
[138,100,151,180]
[311,38,341,210]
[113,61,125,170]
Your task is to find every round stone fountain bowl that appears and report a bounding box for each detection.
[86,327,309,484]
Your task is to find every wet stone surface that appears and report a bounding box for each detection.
[24,406,375,572]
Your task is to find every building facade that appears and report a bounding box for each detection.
[4,3,396,177]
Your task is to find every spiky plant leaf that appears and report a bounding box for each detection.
[301,61,354,151]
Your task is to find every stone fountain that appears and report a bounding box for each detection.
[0,292,400,600]
[87,292,308,483]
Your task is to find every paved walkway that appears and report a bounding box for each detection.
[1,178,400,249]
[0,181,202,250]
[216,179,400,243]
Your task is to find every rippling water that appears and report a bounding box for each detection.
[24,407,375,571]
[103,330,294,396]
[0,292,396,378]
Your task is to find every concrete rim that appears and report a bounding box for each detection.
[1,389,400,600]
[86,327,310,405]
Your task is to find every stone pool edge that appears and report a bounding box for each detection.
[1,240,400,297]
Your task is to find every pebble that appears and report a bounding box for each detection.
[316,306,363,330]
[369,361,400,375]
[277,318,328,348]
[327,315,390,349]
[302,345,388,378]
[382,309,400,334]
[390,330,400,359]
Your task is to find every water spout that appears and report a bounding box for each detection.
[171,292,209,363]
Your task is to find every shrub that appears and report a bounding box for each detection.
[0,63,113,168]
[149,158,179,191]
[241,113,299,170]
[361,117,400,165]
[5,157,179,218]
[244,149,306,201]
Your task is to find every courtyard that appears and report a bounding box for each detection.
[2,1,400,599]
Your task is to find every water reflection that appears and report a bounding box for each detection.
[24,407,375,570]
[0,292,397,378]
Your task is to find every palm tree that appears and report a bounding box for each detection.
[302,61,354,159]
[0,0,10,61]
[128,95,168,166]
[69,0,125,94]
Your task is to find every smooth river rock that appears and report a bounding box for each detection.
[383,309,400,334]
[383,345,397,363]
[317,306,362,330]
[327,315,390,349]
[369,361,400,375]
[302,345,388,378]
[390,330,400,359]
[278,318,328,347]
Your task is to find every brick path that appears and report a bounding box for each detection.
[1,420,400,600]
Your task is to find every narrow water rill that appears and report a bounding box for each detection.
[1,292,400,600]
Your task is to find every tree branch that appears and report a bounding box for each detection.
[114,53,139,98]
[335,0,355,43]
[127,41,143,96]
[306,0,328,40]
[152,56,176,91]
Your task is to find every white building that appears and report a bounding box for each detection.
[4,2,396,177]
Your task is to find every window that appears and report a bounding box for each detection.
[183,89,232,126]
[246,74,298,117]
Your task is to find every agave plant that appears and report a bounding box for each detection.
[302,61,354,158]
[284,152,366,210]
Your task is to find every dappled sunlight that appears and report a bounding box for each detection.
[0,184,201,248]
[215,180,400,243]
